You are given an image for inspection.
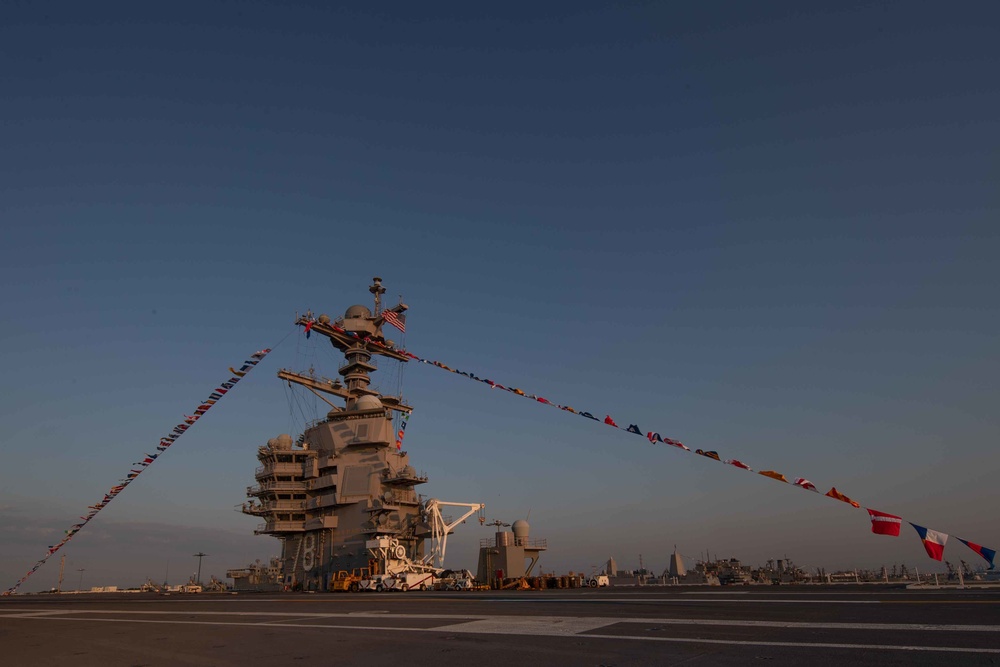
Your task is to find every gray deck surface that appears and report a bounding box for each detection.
[2,584,998,666]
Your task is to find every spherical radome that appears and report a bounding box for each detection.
[354,395,383,411]
[345,304,371,319]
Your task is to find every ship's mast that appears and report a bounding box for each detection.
[370,276,386,316]
[286,278,411,410]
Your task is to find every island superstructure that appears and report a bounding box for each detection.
[241,278,434,591]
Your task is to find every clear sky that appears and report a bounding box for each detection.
[2,1,998,591]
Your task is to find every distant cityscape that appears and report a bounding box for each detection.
[30,547,997,596]
[595,551,997,587]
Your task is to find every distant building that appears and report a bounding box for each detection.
[666,548,685,578]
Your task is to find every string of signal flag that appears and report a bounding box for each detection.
[310,317,995,570]
[3,350,271,595]
[7,315,993,595]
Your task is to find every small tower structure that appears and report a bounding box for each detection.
[667,546,685,579]
[476,518,547,584]
[242,278,426,590]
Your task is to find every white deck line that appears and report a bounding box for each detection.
[1,608,998,632]
[2,610,999,653]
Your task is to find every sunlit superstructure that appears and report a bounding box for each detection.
[241,278,434,591]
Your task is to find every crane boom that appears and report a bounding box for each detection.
[423,499,485,568]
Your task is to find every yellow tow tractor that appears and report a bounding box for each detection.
[330,568,370,592]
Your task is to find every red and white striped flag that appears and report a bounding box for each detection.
[793,478,818,492]
[383,310,406,332]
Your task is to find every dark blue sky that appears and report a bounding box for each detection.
[2,2,998,590]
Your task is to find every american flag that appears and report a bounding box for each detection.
[383,309,406,332]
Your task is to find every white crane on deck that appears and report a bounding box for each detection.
[421,499,486,569]
[363,498,484,591]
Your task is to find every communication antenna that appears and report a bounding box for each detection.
[193,552,208,585]
[370,276,386,316]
